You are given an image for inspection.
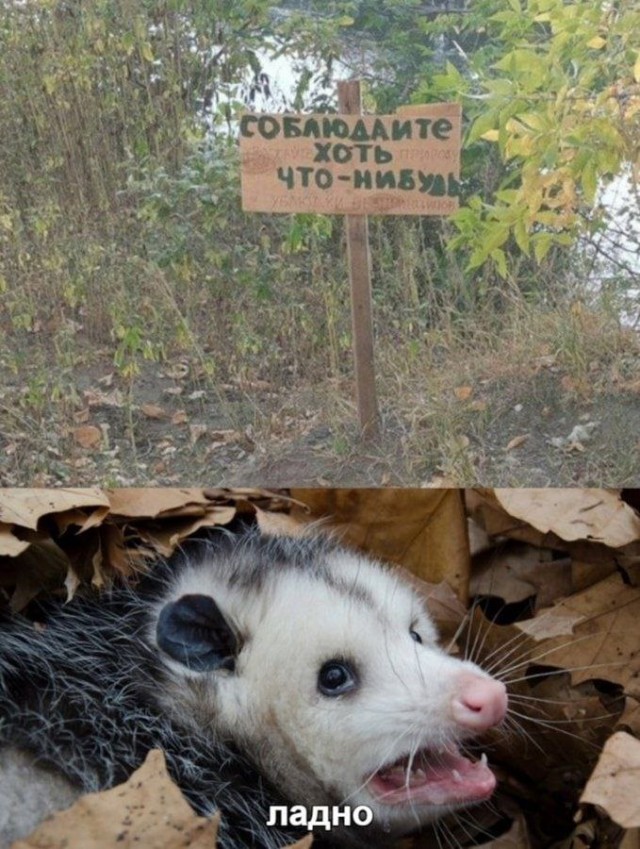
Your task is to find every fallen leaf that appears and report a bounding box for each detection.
[83,388,124,408]
[141,404,167,419]
[72,408,90,424]
[454,385,473,401]
[537,566,640,696]
[107,489,213,519]
[619,828,640,849]
[11,750,219,849]
[164,362,189,380]
[580,731,640,827]
[0,523,30,557]
[72,426,102,449]
[291,489,471,603]
[620,699,640,736]
[506,434,529,451]
[209,429,240,444]
[189,424,208,446]
[491,489,640,547]
[0,539,73,609]
[471,541,572,606]
[171,410,188,425]
[515,607,585,640]
[134,506,237,557]
[0,490,110,531]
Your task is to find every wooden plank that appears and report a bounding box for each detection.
[338,80,379,439]
[239,104,461,216]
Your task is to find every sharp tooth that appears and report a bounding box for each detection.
[413,769,426,780]
[452,770,462,782]
[480,752,488,767]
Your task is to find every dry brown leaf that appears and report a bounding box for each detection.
[11,749,219,849]
[291,489,471,602]
[472,541,573,606]
[493,489,640,548]
[0,539,71,609]
[571,550,618,593]
[141,404,167,419]
[454,385,473,401]
[106,489,212,519]
[515,607,584,640]
[171,410,189,425]
[580,732,640,828]
[620,699,640,736]
[536,566,640,697]
[72,408,90,424]
[466,490,549,548]
[0,523,29,557]
[619,829,640,849]
[506,434,529,451]
[0,490,110,531]
[164,362,190,380]
[189,424,208,446]
[134,506,237,557]
[71,425,102,449]
[83,388,124,408]
[255,506,312,537]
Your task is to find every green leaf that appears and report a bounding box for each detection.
[513,218,531,255]
[491,248,508,277]
[533,233,553,262]
[581,160,598,204]
[467,110,499,144]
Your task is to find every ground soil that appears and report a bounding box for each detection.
[2,350,638,487]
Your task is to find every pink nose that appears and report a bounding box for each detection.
[452,674,508,731]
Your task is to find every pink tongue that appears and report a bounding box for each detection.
[370,749,496,806]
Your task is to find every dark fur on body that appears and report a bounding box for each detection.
[0,530,341,849]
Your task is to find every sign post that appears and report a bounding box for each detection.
[337,79,378,438]
[239,89,461,440]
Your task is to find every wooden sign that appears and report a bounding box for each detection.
[239,103,461,216]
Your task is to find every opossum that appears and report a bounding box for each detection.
[0,526,507,849]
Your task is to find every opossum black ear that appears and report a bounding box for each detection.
[156,594,238,672]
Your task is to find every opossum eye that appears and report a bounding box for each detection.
[318,660,358,696]
[410,629,423,644]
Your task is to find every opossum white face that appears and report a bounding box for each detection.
[154,538,507,836]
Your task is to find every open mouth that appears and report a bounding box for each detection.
[368,745,496,807]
